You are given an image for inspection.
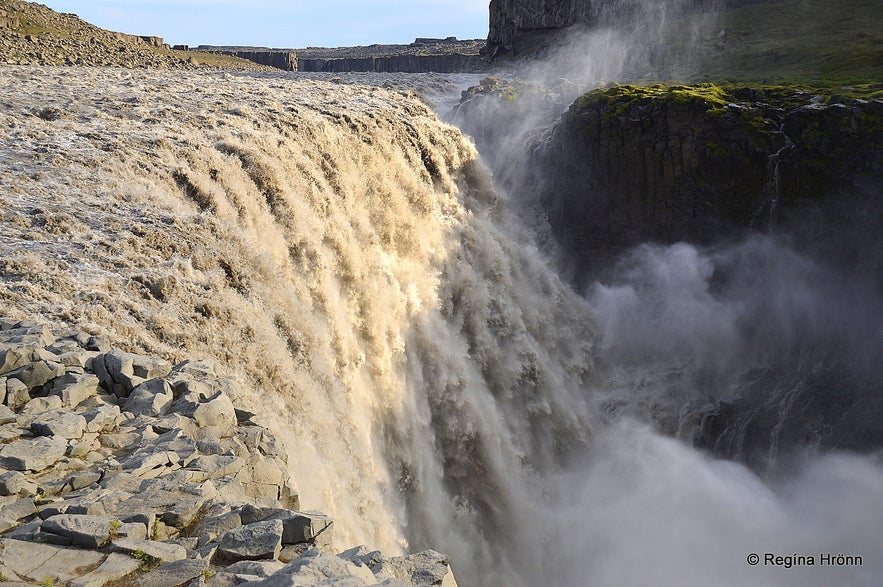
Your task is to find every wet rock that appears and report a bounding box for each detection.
[376,550,459,587]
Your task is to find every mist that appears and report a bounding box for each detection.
[438,0,883,584]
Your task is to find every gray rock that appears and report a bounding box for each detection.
[4,377,30,409]
[0,471,39,496]
[0,403,15,424]
[194,509,242,545]
[125,378,174,417]
[273,510,333,546]
[59,470,104,493]
[122,450,181,477]
[110,537,187,562]
[0,435,68,471]
[19,394,63,414]
[0,496,36,531]
[216,519,283,562]
[0,537,105,584]
[82,404,122,433]
[42,513,116,547]
[245,549,378,587]
[376,550,459,587]
[192,390,237,429]
[96,350,172,397]
[134,558,210,587]
[52,372,100,407]
[224,559,286,577]
[5,359,64,390]
[31,409,87,439]
[69,552,141,587]
[1,519,42,541]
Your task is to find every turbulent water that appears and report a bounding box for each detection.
[1,65,881,587]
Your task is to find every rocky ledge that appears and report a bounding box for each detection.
[0,319,458,587]
[530,83,883,269]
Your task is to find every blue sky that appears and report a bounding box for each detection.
[42,1,490,48]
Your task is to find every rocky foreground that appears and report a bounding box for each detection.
[0,319,457,587]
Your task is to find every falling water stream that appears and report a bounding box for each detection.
[0,53,880,587]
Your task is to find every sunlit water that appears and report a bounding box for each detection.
[0,62,880,587]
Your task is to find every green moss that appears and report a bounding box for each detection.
[706,142,729,157]
[131,549,162,572]
[575,83,732,119]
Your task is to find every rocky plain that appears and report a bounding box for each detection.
[0,319,457,586]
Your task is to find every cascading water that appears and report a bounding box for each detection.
[1,53,881,587]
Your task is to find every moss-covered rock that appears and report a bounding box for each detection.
[532,83,883,265]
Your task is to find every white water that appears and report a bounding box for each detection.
[1,64,881,587]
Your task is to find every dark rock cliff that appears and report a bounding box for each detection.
[532,85,883,267]
[298,53,484,73]
[484,0,769,57]
[204,49,297,71]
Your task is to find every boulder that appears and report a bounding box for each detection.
[0,435,68,471]
[246,549,379,587]
[31,409,88,439]
[134,558,210,587]
[52,372,100,407]
[42,513,117,548]
[125,378,174,417]
[216,519,283,562]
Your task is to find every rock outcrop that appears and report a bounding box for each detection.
[530,84,883,267]
[0,319,459,587]
[484,0,774,57]
[0,0,271,69]
[201,49,297,71]
[297,53,483,73]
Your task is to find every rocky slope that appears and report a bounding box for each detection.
[0,319,458,587]
[0,0,271,69]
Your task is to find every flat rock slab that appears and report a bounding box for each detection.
[0,435,68,471]
[134,558,209,587]
[42,513,115,548]
[69,552,141,587]
[31,409,88,439]
[110,537,187,562]
[0,537,105,584]
[246,549,379,587]
[217,518,283,562]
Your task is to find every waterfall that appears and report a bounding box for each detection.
[1,66,881,587]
